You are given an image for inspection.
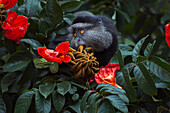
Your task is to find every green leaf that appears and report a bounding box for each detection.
[3,52,31,72]
[116,69,136,102]
[39,82,56,99]
[97,100,115,113]
[69,86,77,94]
[49,62,59,73]
[80,90,93,113]
[21,39,42,50]
[57,81,71,96]
[33,58,52,69]
[117,49,124,69]
[35,91,51,113]
[144,41,156,57]
[1,73,19,93]
[114,7,130,23]
[132,36,148,62]
[147,56,170,82]
[52,90,65,112]
[18,62,36,85]
[25,0,39,17]
[38,18,51,34]
[69,101,81,113]
[14,91,34,113]
[96,84,126,94]
[133,63,157,95]
[61,1,82,13]
[105,95,128,113]
[0,96,6,113]
[119,44,133,56]
[72,93,79,101]
[46,0,63,26]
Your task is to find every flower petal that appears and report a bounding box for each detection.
[94,62,121,88]
[55,42,70,55]
[1,0,18,10]
[165,23,170,48]
[5,11,18,24]
[60,55,71,63]
[38,47,62,63]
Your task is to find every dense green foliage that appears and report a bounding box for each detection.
[0,0,170,113]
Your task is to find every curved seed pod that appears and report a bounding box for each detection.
[74,69,82,78]
[79,60,87,63]
[92,67,100,71]
[78,45,84,52]
[83,50,87,54]
[68,52,75,59]
[76,53,85,58]
[88,60,93,67]
[69,47,76,52]
[70,60,76,65]
[93,61,99,66]
[83,63,89,70]
[76,62,83,70]
[71,62,80,71]
[81,56,88,60]
[74,58,82,62]
[90,53,94,56]
[86,47,94,52]
[81,68,86,77]
[87,67,92,75]
[74,51,82,55]
[83,60,89,64]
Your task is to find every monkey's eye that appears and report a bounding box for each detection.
[80,30,84,34]
[73,33,77,37]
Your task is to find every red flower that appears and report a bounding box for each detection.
[0,0,18,10]
[165,23,170,48]
[38,42,71,64]
[2,11,30,42]
[95,63,122,89]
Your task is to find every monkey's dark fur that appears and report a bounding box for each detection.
[49,11,118,66]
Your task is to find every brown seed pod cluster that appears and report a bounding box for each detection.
[68,45,100,79]
[0,4,6,26]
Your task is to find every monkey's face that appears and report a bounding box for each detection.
[67,23,113,52]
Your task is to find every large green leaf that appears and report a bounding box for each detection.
[144,41,156,57]
[116,69,136,102]
[97,100,115,113]
[33,58,52,69]
[148,57,170,82]
[38,18,51,34]
[39,82,56,99]
[35,91,51,113]
[132,36,148,62]
[57,81,71,96]
[0,96,6,113]
[21,39,42,50]
[18,62,36,85]
[105,95,128,113]
[133,63,157,95]
[114,7,130,23]
[80,90,93,113]
[49,62,59,73]
[61,1,82,13]
[46,0,63,26]
[52,90,65,112]
[69,101,81,113]
[25,0,39,17]
[14,91,34,113]
[1,73,19,93]
[117,49,124,69]
[2,52,31,72]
